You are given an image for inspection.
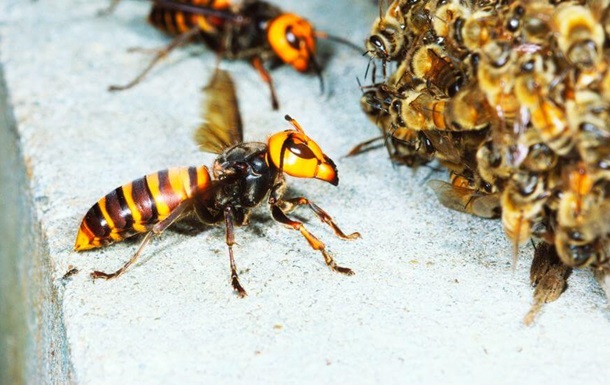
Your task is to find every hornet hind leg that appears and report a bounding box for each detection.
[91,201,191,280]
[108,27,201,92]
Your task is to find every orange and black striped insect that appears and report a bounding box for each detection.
[75,69,360,296]
[107,0,359,110]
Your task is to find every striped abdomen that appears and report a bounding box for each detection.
[148,0,231,36]
[74,166,211,251]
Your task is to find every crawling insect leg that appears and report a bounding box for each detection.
[108,27,201,92]
[251,56,279,110]
[523,242,571,326]
[91,201,191,280]
[224,207,247,297]
[345,136,385,157]
[91,232,154,280]
[277,197,360,240]
[270,205,354,275]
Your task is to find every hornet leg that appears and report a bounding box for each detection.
[108,27,201,91]
[91,201,191,280]
[277,197,360,240]
[345,136,385,157]
[224,207,247,297]
[270,204,354,275]
[251,56,279,110]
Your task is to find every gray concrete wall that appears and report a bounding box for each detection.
[0,47,74,385]
[0,62,29,385]
[1,0,610,384]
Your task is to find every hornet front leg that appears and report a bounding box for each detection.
[270,203,355,275]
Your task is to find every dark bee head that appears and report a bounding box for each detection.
[360,85,392,118]
[267,13,316,72]
[556,229,603,268]
[267,115,338,185]
[361,89,385,117]
[367,35,389,60]
[366,15,405,62]
[506,4,525,33]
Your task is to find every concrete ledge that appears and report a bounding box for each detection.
[1,0,610,384]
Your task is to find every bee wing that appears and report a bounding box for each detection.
[428,180,500,219]
[422,131,463,166]
[469,193,501,219]
[195,69,243,154]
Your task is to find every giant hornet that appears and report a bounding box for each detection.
[107,0,360,110]
[75,69,360,296]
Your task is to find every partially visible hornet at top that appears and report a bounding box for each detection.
[106,0,360,110]
[75,69,360,297]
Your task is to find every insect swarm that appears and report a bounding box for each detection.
[358,0,610,323]
[74,69,360,297]
[106,0,359,110]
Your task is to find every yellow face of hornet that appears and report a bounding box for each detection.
[267,116,338,185]
[267,13,317,73]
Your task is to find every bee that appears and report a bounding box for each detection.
[428,172,501,219]
[365,0,410,70]
[359,81,394,130]
[450,6,507,54]
[568,89,610,168]
[474,138,510,194]
[518,131,558,173]
[476,41,522,124]
[389,82,494,134]
[513,52,575,156]
[500,171,550,261]
[365,0,438,75]
[352,78,436,167]
[409,43,465,97]
[350,83,396,158]
[432,0,467,44]
[108,0,357,110]
[552,2,605,69]
[508,1,551,45]
[553,162,608,267]
[75,69,360,297]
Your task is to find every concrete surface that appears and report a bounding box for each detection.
[1,0,610,384]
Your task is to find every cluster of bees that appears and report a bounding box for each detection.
[360,0,610,320]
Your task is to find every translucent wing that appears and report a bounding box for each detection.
[428,180,501,219]
[195,69,243,154]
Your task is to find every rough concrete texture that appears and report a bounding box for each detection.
[1,0,610,384]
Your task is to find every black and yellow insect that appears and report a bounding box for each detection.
[108,0,358,109]
[75,69,360,296]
